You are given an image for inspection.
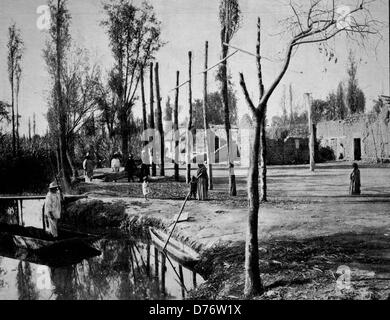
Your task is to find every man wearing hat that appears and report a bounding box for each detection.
[43,182,63,237]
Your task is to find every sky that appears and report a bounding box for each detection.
[0,0,389,135]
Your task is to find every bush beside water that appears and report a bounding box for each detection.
[0,139,53,194]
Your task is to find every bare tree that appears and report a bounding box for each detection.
[155,62,164,176]
[239,0,381,297]
[7,23,24,158]
[174,71,180,181]
[15,64,22,153]
[203,41,213,189]
[149,62,156,176]
[186,51,193,183]
[219,0,241,196]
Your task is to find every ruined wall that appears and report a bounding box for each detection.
[317,109,390,162]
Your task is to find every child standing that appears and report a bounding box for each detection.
[142,176,151,201]
[189,176,198,200]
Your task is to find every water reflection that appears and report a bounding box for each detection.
[0,238,204,300]
[0,200,204,300]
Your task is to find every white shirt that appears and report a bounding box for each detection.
[111,158,120,169]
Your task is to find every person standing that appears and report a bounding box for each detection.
[125,154,136,182]
[349,162,361,195]
[196,163,208,200]
[142,177,151,201]
[140,149,150,181]
[43,182,63,237]
[111,154,121,173]
[83,154,94,183]
[189,176,198,200]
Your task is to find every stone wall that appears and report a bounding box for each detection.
[317,108,390,162]
[238,127,309,166]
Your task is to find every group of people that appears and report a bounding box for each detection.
[40,158,361,238]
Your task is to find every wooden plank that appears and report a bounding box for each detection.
[161,252,166,295]
[179,264,185,299]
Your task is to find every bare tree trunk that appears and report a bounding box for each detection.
[56,0,71,192]
[149,62,156,176]
[260,116,267,201]
[174,71,180,181]
[221,45,236,196]
[155,62,164,176]
[119,108,129,160]
[245,115,264,296]
[16,86,20,154]
[28,117,31,142]
[186,51,193,184]
[203,41,213,190]
[11,74,16,157]
[66,150,77,182]
[256,17,267,202]
[305,93,315,171]
[141,68,147,144]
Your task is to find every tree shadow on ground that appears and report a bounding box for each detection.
[192,229,390,299]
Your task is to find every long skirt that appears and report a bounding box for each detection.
[197,176,208,200]
[349,180,361,195]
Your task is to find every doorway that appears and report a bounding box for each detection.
[354,138,361,161]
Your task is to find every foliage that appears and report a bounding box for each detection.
[0,134,54,194]
[101,0,163,157]
[43,0,71,78]
[46,47,101,140]
[372,98,385,115]
[0,101,10,124]
[7,23,24,86]
[219,0,241,44]
[164,96,172,121]
[193,90,237,129]
[346,50,366,114]
[318,145,335,162]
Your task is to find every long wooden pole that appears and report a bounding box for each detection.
[149,62,156,176]
[174,71,180,181]
[186,51,193,183]
[162,191,190,252]
[305,93,315,171]
[155,62,165,176]
[203,41,213,190]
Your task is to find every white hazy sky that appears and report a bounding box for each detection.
[0,0,389,135]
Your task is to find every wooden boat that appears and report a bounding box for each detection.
[0,223,99,253]
[0,195,87,203]
[0,244,101,268]
[149,227,200,266]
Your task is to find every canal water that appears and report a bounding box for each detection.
[0,199,204,300]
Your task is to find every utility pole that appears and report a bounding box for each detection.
[203,41,213,190]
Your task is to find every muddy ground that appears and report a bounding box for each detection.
[72,161,390,300]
